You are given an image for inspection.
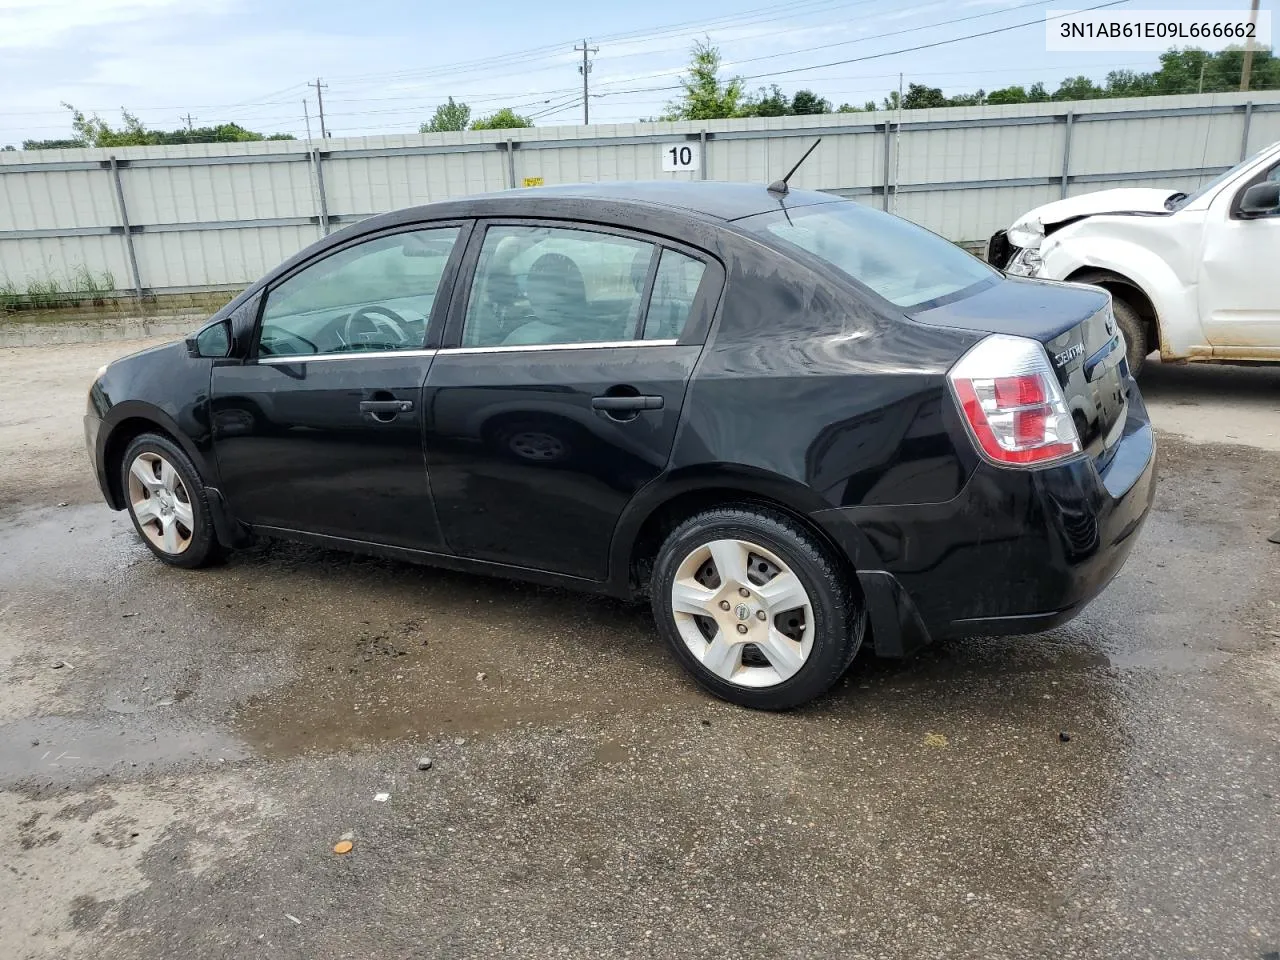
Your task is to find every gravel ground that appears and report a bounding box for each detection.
[1,340,1278,960]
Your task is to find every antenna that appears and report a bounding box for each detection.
[768,138,823,196]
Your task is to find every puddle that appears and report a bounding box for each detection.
[225,540,703,757]
[0,714,245,788]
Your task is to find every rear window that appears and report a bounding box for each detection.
[740,201,996,308]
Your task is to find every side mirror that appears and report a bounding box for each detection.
[1239,181,1280,217]
[186,319,232,358]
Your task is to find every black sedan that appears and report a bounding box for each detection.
[86,181,1156,709]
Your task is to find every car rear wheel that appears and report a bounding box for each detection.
[1112,296,1149,376]
[650,506,863,709]
[120,433,222,569]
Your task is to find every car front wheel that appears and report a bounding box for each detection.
[120,433,222,568]
[650,506,863,709]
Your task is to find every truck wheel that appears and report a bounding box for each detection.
[1112,297,1148,376]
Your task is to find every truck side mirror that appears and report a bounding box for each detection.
[1239,181,1280,217]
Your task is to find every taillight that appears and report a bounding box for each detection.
[947,334,1081,467]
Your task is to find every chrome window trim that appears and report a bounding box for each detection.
[256,349,439,365]
[441,339,680,356]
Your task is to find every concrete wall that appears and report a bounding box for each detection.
[2,91,1278,295]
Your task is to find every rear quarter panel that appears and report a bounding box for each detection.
[670,240,982,515]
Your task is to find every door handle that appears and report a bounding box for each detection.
[591,395,663,412]
[359,399,414,414]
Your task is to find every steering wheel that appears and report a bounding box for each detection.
[342,305,411,349]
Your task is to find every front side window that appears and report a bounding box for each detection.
[740,201,996,309]
[463,225,656,347]
[259,226,460,357]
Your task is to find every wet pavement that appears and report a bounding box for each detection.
[1,342,1279,959]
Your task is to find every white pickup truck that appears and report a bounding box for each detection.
[989,140,1280,374]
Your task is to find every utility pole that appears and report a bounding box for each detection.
[302,99,313,143]
[1197,60,1206,94]
[308,77,329,137]
[892,72,904,213]
[1240,0,1260,91]
[181,113,196,132]
[575,40,598,125]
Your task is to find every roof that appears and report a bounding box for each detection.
[471,180,839,222]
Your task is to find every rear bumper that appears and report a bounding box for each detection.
[818,389,1157,655]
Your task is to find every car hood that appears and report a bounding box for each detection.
[1007,188,1176,247]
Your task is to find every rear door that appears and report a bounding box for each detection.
[422,220,723,580]
[211,222,469,550]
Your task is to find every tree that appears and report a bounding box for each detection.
[986,85,1029,105]
[1028,82,1050,102]
[790,89,830,115]
[740,84,791,117]
[663,39,744,120]
[44,103,293,148]
[470,107,533,130]
[1053,75,1104,100]
[903,84,948,109]
[20,137,85,150]
[948,89,986,107]
[421,97,471,133]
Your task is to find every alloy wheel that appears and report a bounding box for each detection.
[126,452,194,555]
[670,538,814,688]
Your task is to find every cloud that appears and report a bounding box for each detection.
[0,0,232,49]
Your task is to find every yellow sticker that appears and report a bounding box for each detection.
[521,177,544,187]
[923,733,949,748]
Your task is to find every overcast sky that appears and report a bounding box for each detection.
[0,0,1269,146]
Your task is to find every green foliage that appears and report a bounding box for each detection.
[421,97,472,133]
[19,138,85,150]
[470,107,533,130]
[867,47,1277,110]
[903,84,949,109]
[790,89,830,115]
[0,265,117,314]
[663,39,745,120]
[17,103,295,151]
[740,84,791,118]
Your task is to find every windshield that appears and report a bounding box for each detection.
[1168,147,1274,211]
[740,200,997,309]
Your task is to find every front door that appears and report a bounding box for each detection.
[212,222,467,549]
[1200,158,1280,352]
[423,222,721,580]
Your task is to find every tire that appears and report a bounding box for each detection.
[119,432,223,569]
[649,506,863,710]
[1112,296,1149,376]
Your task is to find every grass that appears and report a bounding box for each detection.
[0,265,118,317]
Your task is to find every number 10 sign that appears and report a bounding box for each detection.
[661,143,700,173]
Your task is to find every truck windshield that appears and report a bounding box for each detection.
[739,200,996,309]
[1168,147,1273,211]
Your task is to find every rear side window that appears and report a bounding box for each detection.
[643,250,705,340]
[463,225,655,347]
[740,201,995,308]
